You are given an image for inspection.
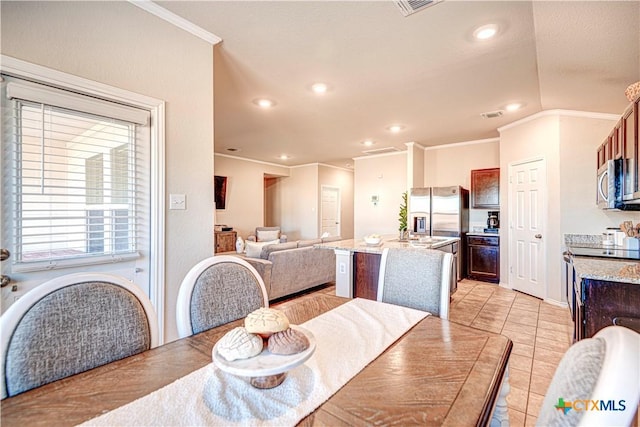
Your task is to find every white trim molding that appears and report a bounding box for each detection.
[128,0,222,45]
[0,54,167,344]
[423,137,500,151]
[352,150,407,161]
[498,109,620,133]
[404,141,426,151]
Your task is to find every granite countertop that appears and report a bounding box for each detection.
[467,232,500,237]
[315,236,459,254]
[572,257,640,285]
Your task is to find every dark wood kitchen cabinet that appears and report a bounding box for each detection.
[598,97,640,202]
[353,252,381,300]
[467,235,499,283]
[622,100,639,201]
[612,120,623,159]
[470,168,500,209]
[577,278,640,340]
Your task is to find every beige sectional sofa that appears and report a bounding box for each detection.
[230,237,341,300]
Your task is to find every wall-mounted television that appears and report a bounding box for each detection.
[214,175,227,210]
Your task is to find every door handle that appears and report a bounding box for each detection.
[598,171,608,202]
[535,234,542,239]
[1,249,10,287]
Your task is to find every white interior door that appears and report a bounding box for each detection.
[509,158,547,299]
[321,186,340,237]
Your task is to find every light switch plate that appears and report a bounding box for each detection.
[169,194,186,210]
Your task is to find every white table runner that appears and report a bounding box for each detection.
[80,298,429,427]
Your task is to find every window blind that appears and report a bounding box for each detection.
[7,80,149,125]
[4,78,145,267]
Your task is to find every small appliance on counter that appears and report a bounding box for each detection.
[484,211,500,233]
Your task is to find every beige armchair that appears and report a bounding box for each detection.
[246,226,287,243]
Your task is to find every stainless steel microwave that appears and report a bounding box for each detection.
[597,159,618,209]
[597,159,640,210]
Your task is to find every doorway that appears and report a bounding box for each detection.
[321,186,341,237]
[0,60,165,339]
[509,158,547,299]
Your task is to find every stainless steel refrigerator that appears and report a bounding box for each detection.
[409,186,469,280]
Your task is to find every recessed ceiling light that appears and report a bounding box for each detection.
[473,24,498,40]
[361,140,375,146]
[311,83,329,94]
[279,154,289,160]
[253,98,276,108]
[505,103,522,112]
[387,124,405,133]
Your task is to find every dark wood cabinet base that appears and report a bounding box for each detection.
[467,235,500,283]
[582,279,640,339]
[353,252,381,300]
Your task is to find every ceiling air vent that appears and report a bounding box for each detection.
[394,0,443,17]
[362,147,402,155]
[480,110,504,119]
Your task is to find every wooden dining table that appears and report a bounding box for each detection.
[1,293,512,426]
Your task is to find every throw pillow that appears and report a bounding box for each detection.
[245,239,279,258]
[256,229,280,242]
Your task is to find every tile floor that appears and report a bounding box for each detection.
[449,279,573,427]
[282,279,574,427]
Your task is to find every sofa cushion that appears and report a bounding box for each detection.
[321,236,342,243]
[297,239,322,248]
[260,241,298,259]
[256,229,280,242]
[245,239,279,258]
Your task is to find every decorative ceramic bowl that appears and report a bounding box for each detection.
[364,235,382,245]
[212,325,316,389]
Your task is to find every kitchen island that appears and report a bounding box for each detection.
[316,236,460,300]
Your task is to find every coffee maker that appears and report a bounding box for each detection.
[486,211,500,232]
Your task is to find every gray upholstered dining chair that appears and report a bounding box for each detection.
[536,325,640,427]
[0,272,159,399]
[377,247,453,319]
[175,255,269,338]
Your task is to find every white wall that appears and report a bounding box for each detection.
[354,152,407,239]
[559,115,640,234]
[318,165,355,239]
[214,155,289,239]
[424,139,500,230]
[279,165,319,240]
[499,110,637,304]
[500,114,561,300]
[214,157,355,241]
[1,1,214,342]
[406,142,425,189]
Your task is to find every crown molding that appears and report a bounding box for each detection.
[352,150,406,161]
[215,153,291,169]
[498,109,619,132]
[423,137,499,151]
[292,162,354,172]
[215,154,354,172]
[404,141,427,151]
[128,0,222,45]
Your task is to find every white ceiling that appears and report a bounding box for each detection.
[157,0,640,168]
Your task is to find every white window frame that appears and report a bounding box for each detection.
[1,55,166,343]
